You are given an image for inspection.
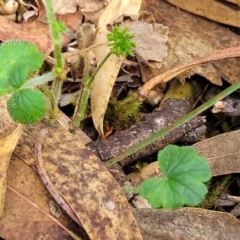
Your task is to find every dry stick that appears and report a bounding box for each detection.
[87,80,206,166]
[35,128,82,226]
[138,46,240,98]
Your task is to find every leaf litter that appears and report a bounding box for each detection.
[1,0,240,239]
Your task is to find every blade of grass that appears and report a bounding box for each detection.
[105,80,240,166]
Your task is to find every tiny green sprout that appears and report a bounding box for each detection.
[139,145,212,209]
[107,26,136,57]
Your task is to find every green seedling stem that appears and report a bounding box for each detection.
[105,80,240,166]
[44,0,64,111]
[71,52,112,127]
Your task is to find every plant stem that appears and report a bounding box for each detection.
[105,80,240,166]
[44,0,64,111]
[71,52,112,128]
[21,72,56,89]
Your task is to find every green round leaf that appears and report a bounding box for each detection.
[0,40,44,72]
[139,145,211,209]
[7,88,46,124]
[0,40,43,94]
[8,62,28,89]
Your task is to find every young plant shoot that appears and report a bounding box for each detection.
[70,26,136,128]
[139,145,212,209]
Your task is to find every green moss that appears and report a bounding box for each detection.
[104,91,143,131]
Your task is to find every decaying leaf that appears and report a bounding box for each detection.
[141,0,240,87]
[43,0,77,14]
[0,16,70,52]
[14,121,143,239]
[91,0,142,137]
[76,0,108,12]
[165,0,240,28]
[0,96,23,216]
[0,124,23,216]
[122,12,169,68]
[133,208,240,240]
[0,157,83,239]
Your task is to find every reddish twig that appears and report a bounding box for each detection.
[138,46,240,97]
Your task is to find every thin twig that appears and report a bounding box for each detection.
[138,46,240,97]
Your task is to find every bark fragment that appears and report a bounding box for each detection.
[87,97,206,166]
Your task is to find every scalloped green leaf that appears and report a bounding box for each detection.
[7,88,46,124]
[8,62,28,89]
[0,40,43,94]
[139,145,211,209]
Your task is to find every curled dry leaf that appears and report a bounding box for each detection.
[91,0,142,137]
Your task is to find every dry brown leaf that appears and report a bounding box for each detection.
[44,0,77,14]
[138,46,240,97]
[14,122,143,239]
[140,0,240,86]
[0,157,83,239]
[192,129,240,176]
[0,16,71,53]
[0,125,23,216]
[91,0,142,137]
[133,208,240,240]
[165,0,240,28]
[122,13,169,68]
[0,96,23,216]
[76,0,108,12]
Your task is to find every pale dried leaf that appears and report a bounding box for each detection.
[0,125,23,216]
[43,0,77,14]
[141,0,240,86]
[0,16,70,52]
[91,0,142,136]
[165,0,240,28]
[0,158,82,239]
[133,208,240,240]
[76,0,108,12]
[122,19,168,68]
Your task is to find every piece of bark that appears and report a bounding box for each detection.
[179,124,206,143]
[212,99,240,116]
[87,97,205,166]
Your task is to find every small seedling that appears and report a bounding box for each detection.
[70,26,137,128]
[139,145,211,209]
[0,40,55,124]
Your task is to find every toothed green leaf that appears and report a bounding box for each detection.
[0,40,43,95]
[139,145,211,209]
[7,88,46,124]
